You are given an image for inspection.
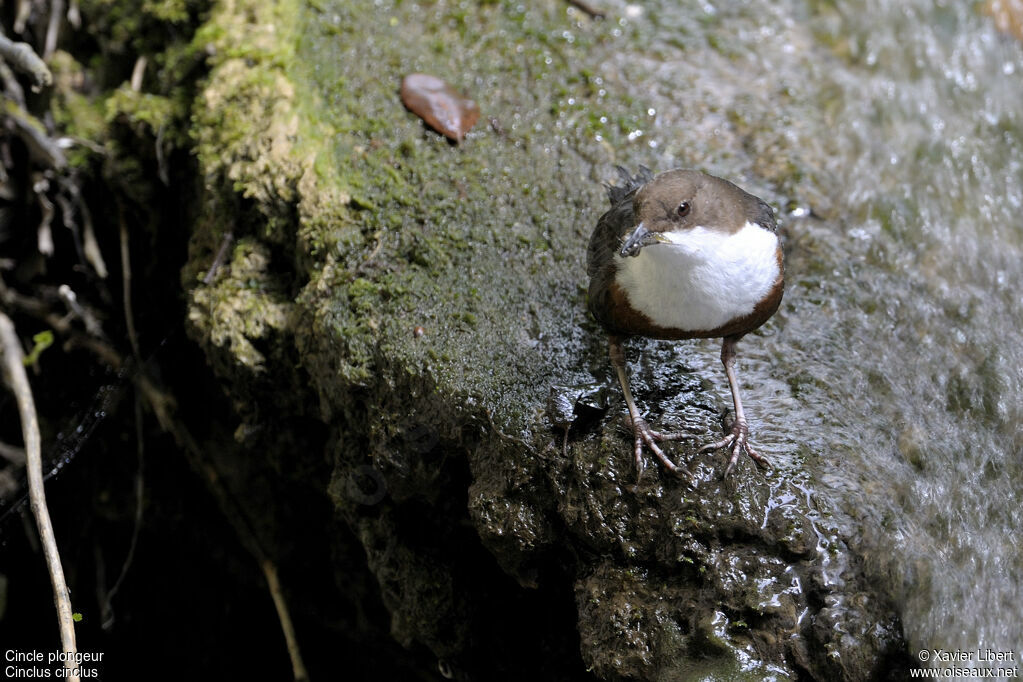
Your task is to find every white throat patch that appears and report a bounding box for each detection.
[615,221,780,332]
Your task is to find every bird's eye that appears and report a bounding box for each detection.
[676,201,691,218]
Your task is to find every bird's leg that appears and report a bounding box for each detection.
[608,336,689,479]
[699,336,771,477]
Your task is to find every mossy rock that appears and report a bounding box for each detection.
[182,0,908,678]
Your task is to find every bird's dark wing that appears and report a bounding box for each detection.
[588,167,653,279]
[750,198,777,233]
[587,188,637,279]
[587,167,652,330]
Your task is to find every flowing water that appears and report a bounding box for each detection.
[604,0,1023,667]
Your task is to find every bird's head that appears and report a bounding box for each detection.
[619,170,763,257]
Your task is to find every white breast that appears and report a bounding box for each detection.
[615,221,780,332]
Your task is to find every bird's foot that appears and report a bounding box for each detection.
[698,420,770,478]
[624,414,692,481]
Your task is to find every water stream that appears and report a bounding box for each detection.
[605,0,1022,663]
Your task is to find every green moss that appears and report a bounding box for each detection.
[105,87,187,141]
[188,238,292,371]
[80,0,207,81]
[48,52,107,149]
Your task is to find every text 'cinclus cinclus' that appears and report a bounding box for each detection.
[586,167,784,478]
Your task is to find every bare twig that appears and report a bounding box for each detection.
[0,313,79,682]
[0,32,52,89]
[130,56,147,93]
[118,204,141,359]
[57,179,107,278]
[155,123,169,186]
[37,219,54,255]
[35,173,55,255]
[57,284,104,338]
[99,392,144,630]
[88,204,146,630]
[60,136,107,155]
[0,61,26,108]
[44,0,64,60]
[261,560,310,682]
[0,468,19,497]
[58,187,107,278]
[62,332,122,367]
[2,275,306,678]
[13,0,31,34]
[0,439,26,464]
[1,277,116,365]
[67,0,81,29]
[135,374,310,681]
[566,0,606,19]
[0,277,62,327]
[203,231,235,284]
[8,103,67,169]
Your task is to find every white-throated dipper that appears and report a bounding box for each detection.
[587,167,784,478]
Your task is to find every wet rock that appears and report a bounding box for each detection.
[547,385,577,430]
[183,0,911,678]
[400,74,480,143]
[546,383,613,433]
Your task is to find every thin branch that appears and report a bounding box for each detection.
[117,203,140,359]
[8,103,67,169]
[0,313,79,682]
[99,391,144,630]
[565,0,606,19]
[2,277,114,363]
[0,277,67,330]
[0,468,19,498]
[1,286,306,678]
[13,0,31,34]
[130,56,147,93]
[0,439,26,464]
[0,33,52,89]
[261,560,310,682]
[58,284,104,338]
[44,0,64,61]
[135,374,310,681]
[51,176,104,278]
[67,0,81,29]
[203,231,235,284]
[155,123,169,186]
[36,176,55,256]
[95,202,145,625]
[0,61,26,109]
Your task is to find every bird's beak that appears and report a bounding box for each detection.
[620,222,669,257]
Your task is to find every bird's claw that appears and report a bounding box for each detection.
[625,414,692,481]
[698,421,770,478]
